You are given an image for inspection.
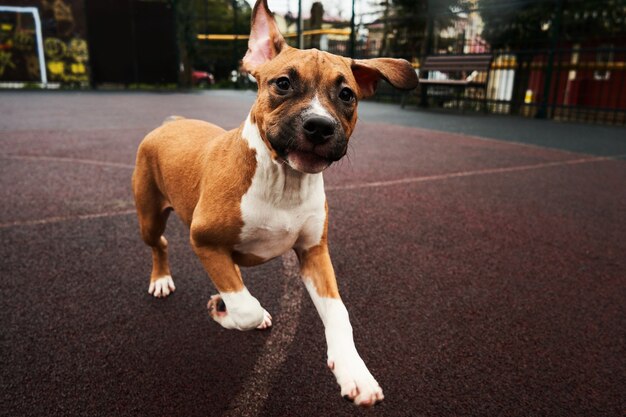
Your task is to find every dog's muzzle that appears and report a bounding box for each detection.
[266,114,347,174]
[283,115,345,173]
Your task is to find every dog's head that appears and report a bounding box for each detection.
[244,0,418,174]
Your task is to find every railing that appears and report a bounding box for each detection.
[401,47,626,126]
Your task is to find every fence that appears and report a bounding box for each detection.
[2,0,624,125]
[403,47,626,125]
[387,0,626,125]
[195,0,624,126]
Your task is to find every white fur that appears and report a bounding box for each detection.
[148,275,175,298]
[214,287,266,330]
[236,115,327,260]
[305,95,334,120]
[303,279,384,406]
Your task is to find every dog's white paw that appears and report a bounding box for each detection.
[256,309,273,330]
[327,353,384,407]
[207,294,271,330]
[148,275,176,298]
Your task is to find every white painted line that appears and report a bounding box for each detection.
[1,154,623,230]
[1,151,623,416]
[217,155,625,417]
[326,154,626,192]
[223,251,304,417]
[0,209,137,229]
[0,154,136,169]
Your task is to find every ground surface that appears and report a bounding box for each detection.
[1,90,625,417]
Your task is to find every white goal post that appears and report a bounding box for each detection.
[0,5,47,85]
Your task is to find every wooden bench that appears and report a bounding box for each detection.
[402,54,493,110]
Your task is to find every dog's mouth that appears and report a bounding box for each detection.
[284,149,332,174]
[265,122,347,174]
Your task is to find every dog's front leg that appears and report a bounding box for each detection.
[297,245,384,407]
[192,244,272,330]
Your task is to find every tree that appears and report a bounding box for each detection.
[479,0,554,50]
[380,0,467,59]
[480,0,626,49]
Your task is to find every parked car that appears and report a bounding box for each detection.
[192,70,215,88]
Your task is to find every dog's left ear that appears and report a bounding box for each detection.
[351,58,418,99]
[243,0,287,73]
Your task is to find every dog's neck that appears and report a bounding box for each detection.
[241,114,324,206]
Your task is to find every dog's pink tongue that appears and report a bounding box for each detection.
[287,150,330,174]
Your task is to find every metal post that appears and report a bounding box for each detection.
[420,0,434,107]
[31,8,47,86]
[0,6,47,86]
[232,0,238,68]
[349,0,356,58]
[129,0,139,85]
[536,0,564,119]
[297,0,303,49]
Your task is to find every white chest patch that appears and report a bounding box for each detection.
[235,116,327,261]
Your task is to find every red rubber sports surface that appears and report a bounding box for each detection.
[1,91,624,416]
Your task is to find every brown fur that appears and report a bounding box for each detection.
[132,0,413,406]
[132,0,417,298]
[296,203,339,298]
[132,119,257,291]
[249,47,362,164]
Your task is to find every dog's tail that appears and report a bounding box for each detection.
[162,115,186,125]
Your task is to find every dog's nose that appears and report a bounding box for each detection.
[303,116,335,144]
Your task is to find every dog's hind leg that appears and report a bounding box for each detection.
[132,165,176,298]
[142,208,175,298]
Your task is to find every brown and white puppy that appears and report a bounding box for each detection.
[132,0,417,407]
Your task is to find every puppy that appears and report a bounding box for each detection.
[132,0,417,406]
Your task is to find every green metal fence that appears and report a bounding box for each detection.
[387,0,626,125]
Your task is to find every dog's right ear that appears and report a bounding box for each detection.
[243,0,287,73]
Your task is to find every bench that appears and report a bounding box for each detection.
[402,54,493,111]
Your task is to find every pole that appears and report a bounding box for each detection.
[536,0,563,119]
[297,0,303,49]
[233,0,238,68]
[31,8,47,86]
[349,0,356,58]
[0,7,48,86]
[420,0,434,107]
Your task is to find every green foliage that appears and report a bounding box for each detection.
[479,0,552,49]
[560,0,626,42]
[200,0,251,34]
[384,0,468,58]
[479,0,626,49]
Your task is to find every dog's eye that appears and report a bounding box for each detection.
[339,87,355,102]
[275,77,291,91]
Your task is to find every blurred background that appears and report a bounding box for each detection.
[1,0,625,125]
